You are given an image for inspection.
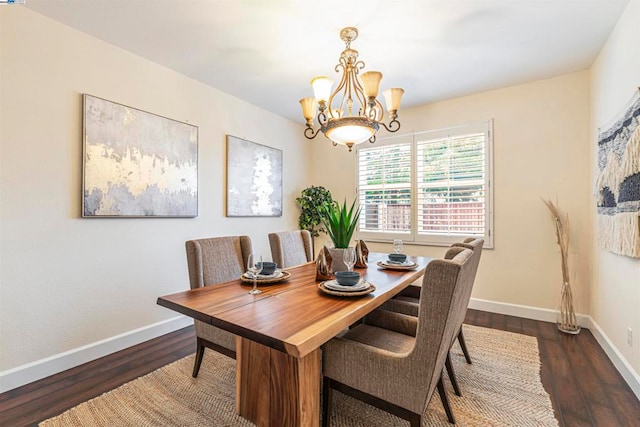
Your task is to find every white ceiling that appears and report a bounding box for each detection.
[25,0,628,123]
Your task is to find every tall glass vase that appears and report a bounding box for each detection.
[557,281,581,334]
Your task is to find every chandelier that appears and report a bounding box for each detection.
[299,27,404,152]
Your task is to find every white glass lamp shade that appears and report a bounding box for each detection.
[325,118,376,146]
[299,97,316,122]
[383,88,405,112]
[360,71,383,98]
[311,77,333,103]
[326,125,374,145]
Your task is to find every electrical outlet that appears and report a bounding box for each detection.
[627,327,633,347]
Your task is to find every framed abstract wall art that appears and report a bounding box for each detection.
[82,94,198,217]
[595,87,640,258]
[226,135,282,217]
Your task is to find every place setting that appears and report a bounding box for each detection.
[319,247,376,297]
[240,256,291,295]
[376,239,419,270]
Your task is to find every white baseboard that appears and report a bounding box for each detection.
[585,316,640,400]
[469,297,591,325]
[0,315,192,393]
[469,297,640,400]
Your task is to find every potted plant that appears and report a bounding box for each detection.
[321,199,361,271]
[296,186,334,238]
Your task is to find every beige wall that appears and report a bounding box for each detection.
[0,8,310,371]
[590,0,640,377]
[312,71,592,314]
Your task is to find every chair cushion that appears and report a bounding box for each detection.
[195,320,236,351]
[342,323,415,354]
[380,297,419,317]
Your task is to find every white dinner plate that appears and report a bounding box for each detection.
[323,279,371,292]
[242,269,283,280]
[384,259,414,266]
[376,260,418,270]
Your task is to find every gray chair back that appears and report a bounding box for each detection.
[409,247,475,413]
[447,238,484,341]
[268,230,313,268]
[186,236,252,289]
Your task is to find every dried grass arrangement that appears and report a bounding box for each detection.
[543,199,581,334]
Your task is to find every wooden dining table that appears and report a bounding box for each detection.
[157,252,430,427]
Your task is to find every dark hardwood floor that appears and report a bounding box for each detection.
[2,309,639,426]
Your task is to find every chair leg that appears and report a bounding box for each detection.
[457,329,472,364]
[445,352,462,397]
[409,413,422,427]
[192,338,205,378]
[437,375,456,424]
[322,377,331,427]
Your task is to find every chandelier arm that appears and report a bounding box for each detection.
[373,98,385,122]
[368,134,377,144]
[345,70,355,116]
[364,99,383,121]
[352,61,368,116]
[317,111,328,126]
[364,107,377,121]
[304,126,321,140]
[379,119,401,133]
[329,59,350,118]
[346,59,359,116]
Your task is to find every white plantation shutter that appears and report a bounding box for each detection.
[357,142,412,237]
[355,120,493,247]
[416,131,487,243]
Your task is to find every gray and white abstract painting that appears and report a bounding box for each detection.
[83,95,198,217]
[226,136,282,217]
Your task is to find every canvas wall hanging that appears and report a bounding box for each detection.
[595,87,640,258]
[83,94,198,217]
[226,135,283,217]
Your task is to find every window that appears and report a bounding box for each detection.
[357,120,493,248]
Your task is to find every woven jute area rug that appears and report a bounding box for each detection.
[40,325,558,426]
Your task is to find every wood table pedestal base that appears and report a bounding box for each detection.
[236,338,321,426]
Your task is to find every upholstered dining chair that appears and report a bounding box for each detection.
[185,235,252,377]
[382,238,484,398]
[268,229,313,268]
[322,248,476,426]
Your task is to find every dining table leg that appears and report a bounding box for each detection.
[236,337,321,426]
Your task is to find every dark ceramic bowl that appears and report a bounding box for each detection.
[335,271,361,286]
[257,261,277,275]
[388,253,407,263]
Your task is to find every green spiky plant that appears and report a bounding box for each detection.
[321,199,361,248]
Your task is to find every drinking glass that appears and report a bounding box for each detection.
[247,254,263,295]
[393,239,403,254]
[343,247,356,272]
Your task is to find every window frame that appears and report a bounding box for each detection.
[355,120,494,248]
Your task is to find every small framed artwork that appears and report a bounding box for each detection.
[82,94,198,217]
[226,135,283,217]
